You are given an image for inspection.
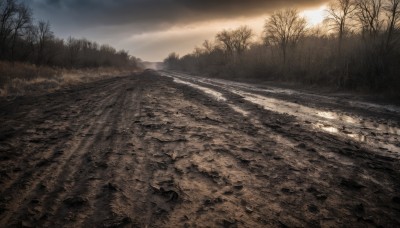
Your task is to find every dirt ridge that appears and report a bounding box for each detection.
[0,71,399,227]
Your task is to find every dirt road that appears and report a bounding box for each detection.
[0,70,399,227]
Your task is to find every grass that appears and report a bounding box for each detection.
[0,61,138,97]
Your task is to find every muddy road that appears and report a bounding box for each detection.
[0,70,399,227]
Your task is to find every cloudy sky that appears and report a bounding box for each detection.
[24,0,329,61]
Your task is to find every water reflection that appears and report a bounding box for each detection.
[229,104,249,117]
[173,78,248,117]
[313,123,339,134]
[164,71,400,153]
[349,134,367,142]
[173,78,226,102]
[317,111,338,120]
[230,90,400,153]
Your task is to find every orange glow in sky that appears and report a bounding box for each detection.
[300,5,328,26]
[123,4,329,61]
[28,1,331,61]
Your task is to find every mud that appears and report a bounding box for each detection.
[0,70,399,227]
[162,71,400,155]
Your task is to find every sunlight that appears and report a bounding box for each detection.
[300,5,327,26]
[124,16,265,61]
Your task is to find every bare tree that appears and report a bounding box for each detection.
[22,24,37,59]
[355,0,383,37]
[10,2,31,60]
[383,0,400,48]
[36,20,53,64]
[0,0,17,57]
[232,26,253,54]
[215,26,253,59]
[66,37,81,67]
[202,39,214,54]
[193,47,204,57]
[326,0,356,53]
[216,30,234,55]
[264,8,307,64]
[163,52,180,69]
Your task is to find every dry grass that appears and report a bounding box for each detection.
[0,61,138,97]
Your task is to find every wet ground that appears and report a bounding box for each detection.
[0,70,399,227]
[163,71,400,155]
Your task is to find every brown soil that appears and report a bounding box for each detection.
[0,70,399,227]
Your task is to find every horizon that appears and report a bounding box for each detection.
[23,0,329,62]
[1,0,400,226]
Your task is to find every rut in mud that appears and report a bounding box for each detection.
[0,70,399,227]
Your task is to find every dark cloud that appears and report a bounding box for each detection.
[43,0,61,6]
[24,0,328,61]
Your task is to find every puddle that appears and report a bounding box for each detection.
[163,71,400,153]
[229,104,249,117]
[171,76,251,117]
[172,78,248,117]
[173,78,226,102]
[164,70,400,114]
[232,91,400,153]
[313,123,339,133]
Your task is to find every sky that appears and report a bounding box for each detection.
[24,0,329,62]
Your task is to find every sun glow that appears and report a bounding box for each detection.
[300,5,327,26]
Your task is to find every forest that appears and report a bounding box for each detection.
[164,0,400,96]
[0,0,140,96]
[0,0,138,68]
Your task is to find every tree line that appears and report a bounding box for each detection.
[164,0,400,94]
[0,0,139,68]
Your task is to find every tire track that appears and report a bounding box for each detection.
[0,77,129,226]
[42,79,131,227]
[1,71,399,227]
[0,78,123,196]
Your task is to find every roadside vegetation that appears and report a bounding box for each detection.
[0,0,141,96]
[0,61,136,96]
[164,0,400,96]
